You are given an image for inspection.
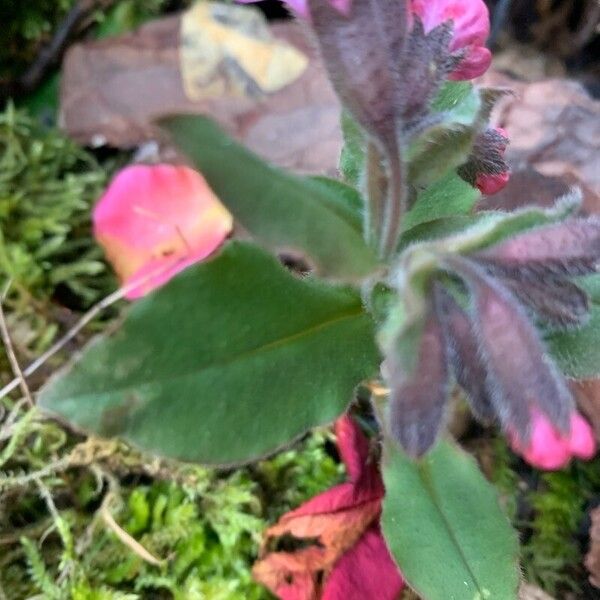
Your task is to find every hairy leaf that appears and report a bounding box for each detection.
[158,115,378,281]
[501,275,590,330]
[548,275,600,379]
[448,257,573,438]
[433,284,495,422]
[408,82,482,187]
[386,305,449,457]
[307,0,407,151]
[39,242,380,466]
[402,170,479,232]
[476,217,600,277]
[339,111,365,188]
[382,440,519,600]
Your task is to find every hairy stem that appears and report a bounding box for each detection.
[380,147,407,260]
[364,141,387,249]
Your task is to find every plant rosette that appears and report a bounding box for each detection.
[38,1,599,599]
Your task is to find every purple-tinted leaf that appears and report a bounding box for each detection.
[387,306,450,457]
[432,284,495,422]
[307,0,407,152]
[445,256,574,440]
[475,217,600,277]
[398,19,458,137]
[500,275,590,330]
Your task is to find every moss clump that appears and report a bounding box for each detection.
[0,395,344,599]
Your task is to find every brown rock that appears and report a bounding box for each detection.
[60,8,599,194]
[59,7,342,174]
[480,74,600,200]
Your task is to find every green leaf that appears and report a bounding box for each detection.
[39,242,380,466]
[408,83,482,188]
[158,115,377,281]
[382,440,519,600]
[403,170,480,232]
[547,275,600,379]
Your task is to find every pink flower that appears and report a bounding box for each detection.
[94,165,233,299]
[236,0,350,20]
[253,415,404,600]
[411,0,492,80]
[508,409,596,470]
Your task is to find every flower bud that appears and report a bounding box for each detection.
[508,408,596,470]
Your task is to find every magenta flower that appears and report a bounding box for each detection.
[411,0,492,79]
[508,409,596,470]
[94,164,233,299]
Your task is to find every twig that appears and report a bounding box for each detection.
[0,457,70,490]
[100,493,165,567]
[0,283,34,407]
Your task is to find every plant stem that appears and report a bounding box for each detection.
[364,142,387,249]
[379,148,407,260]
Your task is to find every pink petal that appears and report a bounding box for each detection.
[449,45,492,80]
[508,410,571,470]
[411,0,491,80]
[568,412,597,460]
[94,165,232,299]
[475,171,510,196]
[322,525,404,600]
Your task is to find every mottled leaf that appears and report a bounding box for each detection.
[39,242,380,466]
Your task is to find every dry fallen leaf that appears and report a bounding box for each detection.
[253,416,403,600]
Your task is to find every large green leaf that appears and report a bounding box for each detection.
[382,441,519,600]
[548,274,600,379]
[158,115,377,281]
[39,242,380,466]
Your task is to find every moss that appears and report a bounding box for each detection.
[0,399,344,599]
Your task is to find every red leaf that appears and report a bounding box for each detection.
[253,416,403,600]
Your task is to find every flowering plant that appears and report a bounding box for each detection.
[40,1,600,598]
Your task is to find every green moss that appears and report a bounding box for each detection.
[0,397,344,599]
